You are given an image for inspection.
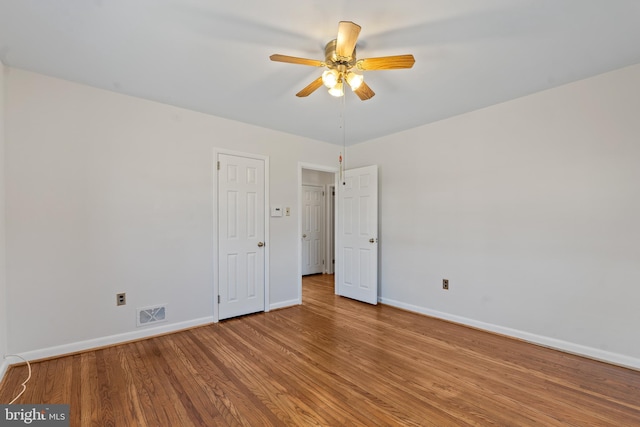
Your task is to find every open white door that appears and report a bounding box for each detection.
[336,165,378,305]
[218,153,266,320]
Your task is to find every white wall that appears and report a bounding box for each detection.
[0,60,8,379]
[4,63,640,371]
[4,69,339,357]
[350,64,640,369]
[302,169,334,187]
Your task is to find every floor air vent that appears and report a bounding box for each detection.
[137,305,167,327]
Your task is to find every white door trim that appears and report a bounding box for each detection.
[214,149,270,322]
[297,163,339,304]
[326,184,336,275]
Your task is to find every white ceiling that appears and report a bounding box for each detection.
[1,0,639,145]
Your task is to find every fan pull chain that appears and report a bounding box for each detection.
[341,93,347,185]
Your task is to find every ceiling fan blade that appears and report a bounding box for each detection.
[356,54,415,70]
[353,81,375,101]
[270,54,325,67]
[336,21,361,58]
[296,77,324,97]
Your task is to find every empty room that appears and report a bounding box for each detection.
[1,1,639,425]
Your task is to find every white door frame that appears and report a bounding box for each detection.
[214,149,270,322]
[326,184,336,275]
[297,163,339,303]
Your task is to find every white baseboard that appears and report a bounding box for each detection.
[270,299,300,311]
[13,317,214,363]
[380,297,640,371]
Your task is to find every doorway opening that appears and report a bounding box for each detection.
[298,163,338,304]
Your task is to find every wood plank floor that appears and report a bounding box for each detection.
[2,274,640,426]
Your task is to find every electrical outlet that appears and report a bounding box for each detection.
[442,279,449,290]
[116,293,126,306]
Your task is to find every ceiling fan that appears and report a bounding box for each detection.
[270,21,415,101]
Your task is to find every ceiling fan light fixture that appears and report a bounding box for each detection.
[270,21,414,100]
[322,69,339,88]
[328,80,344,97]
[345,72,364,91]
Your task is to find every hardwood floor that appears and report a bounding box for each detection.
[2,274,640,426]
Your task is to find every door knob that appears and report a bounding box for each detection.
[369,238,376,243]
[303,234,307,238]
[257,242,264,247]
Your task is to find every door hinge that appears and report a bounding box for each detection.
[323,260,325,265]
[322,191,325,196]
[217,161,220,170]
[217,295,220,304]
